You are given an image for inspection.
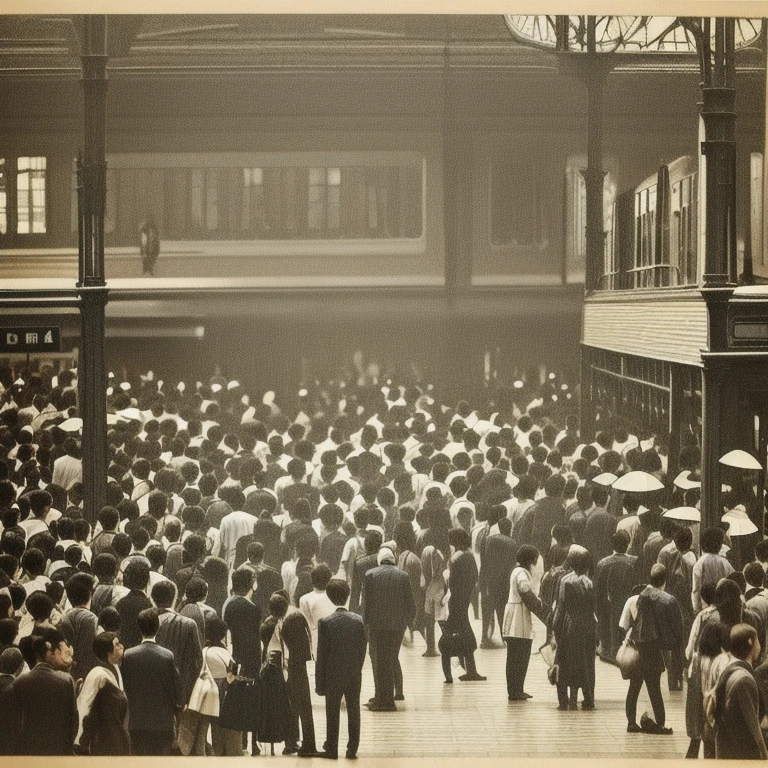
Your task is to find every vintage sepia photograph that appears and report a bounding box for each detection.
[1,3,768,763]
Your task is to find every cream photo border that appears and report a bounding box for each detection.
[2,0,767,766]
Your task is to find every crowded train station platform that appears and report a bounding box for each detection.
[2,9,768,763]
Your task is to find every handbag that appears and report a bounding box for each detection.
[616,635,640,680]
[219,676,262,732]
[175,708,201,756]
[188,648,220,717]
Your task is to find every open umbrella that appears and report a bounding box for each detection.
[672,470,701,490]
[719,449,762,470]
[721,505,759,536]
[592,472,618,487]
[58,417,83,433]
[612,471,665,493]
[662,506,701,522]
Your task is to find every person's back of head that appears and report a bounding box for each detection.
[151,579,177,609]
[64,571,94,607]
[729,622,759,662]
[326,578,350,607]
[98,505,120,532]
[754,539,768,565]
[612,529,630,554]
[99,606,122,633]
[590,485,609,508]
[701,526,725,555]
[21,547,46,578]
[247,541,265,564]
[269,592,289,619]
[123,560,151,592]
[0,646,24,677]
[649,563,666,589]
[231,567,254,596]
[310,563,332,591]
[544,473,567,499]
[673,526,693,553]
[136,607,160,639]
[497,517,512,537]
[744,561,765,590]
[726,571,747,596]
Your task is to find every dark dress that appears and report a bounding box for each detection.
[445,549,479,654]
[553,572,597,703]
[80,670,131,755]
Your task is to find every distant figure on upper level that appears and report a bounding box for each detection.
[139,217,160,277]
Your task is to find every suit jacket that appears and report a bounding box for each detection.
[316,608,367,696]
[115,590,153,649]
[12,662,78,755]
[121,641,182,733]
[156,609,203,705]
[223,595,262,678]
[0,674,21,755]
[361,563,416,632]
[318,530,348,574]
[350,553,379,614]
[59,606,100,682]
[594,552,637,622]
[251,566,284,621]
[529,497,566,567]
[583,508,618,569]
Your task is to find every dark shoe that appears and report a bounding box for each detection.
[366,702,397,712]
[627,723,642,733]
[283,747,299,755]
[647,724,673,735]
[568,702,578,711]
[345,752,358,760]
[508,695,530,701]
[640,712,657,732]
[297,748,321,757]
[422,650,440,658]
[394,693,405,701]
[458,673,487,681]
[318,751,339,759]
[557,704,569,711]
[581,702,595,711]
[444,679,453,684]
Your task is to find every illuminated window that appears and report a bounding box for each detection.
[17,156,46,234]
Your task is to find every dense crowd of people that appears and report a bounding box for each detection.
[0,363,767,759]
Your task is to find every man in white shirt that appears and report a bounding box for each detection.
[218,493,255,568]
[51,438,83,491]
[19,489,52,540]
[299,563,336,657]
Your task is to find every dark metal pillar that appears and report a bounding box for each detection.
[698,18,738,529]
[77,15,109,524]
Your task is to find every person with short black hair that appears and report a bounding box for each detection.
[115,560,152,649]
[91,507,120,557]
[316,579,367,760]
[121,608,183,756]
[693,527,735,612]
[76,631,130,755]
[713,623,766,759]
[299,563,336,657]
[59,572,99,682]
[12,627,78,754]
[0,646,24,755]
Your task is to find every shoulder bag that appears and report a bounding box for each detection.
[188,648,220,717]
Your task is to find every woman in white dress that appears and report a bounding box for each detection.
[502,545,549,700]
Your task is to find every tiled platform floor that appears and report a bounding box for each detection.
[283,616,690,760]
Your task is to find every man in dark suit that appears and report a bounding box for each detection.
[115,560,153,649]
[316,579,367,760]
[594,530,637,661]
[12,627,78,755]
[223,567,262,756]
[479,516,518,645]
[0,647,24,755]
[59,572,99,683]
[121,607,183,755]
[361,546,415,711]
[151,580,203,706]
[583,484,618,570]
[349,529,382,614]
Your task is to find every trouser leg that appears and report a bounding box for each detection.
[425,618,436,653]
[505,637,532,697]
[685,738,701,759]
[556,679,569,708]
[345,674,362,756]
[481,588,494,640]
[287,662,315,751]
[324,690,342,757]
[442,651,453,682]
[394,655,403,698]
[625,675,643,725]
[645,670,666,726]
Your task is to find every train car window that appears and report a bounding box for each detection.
[16,156,46,234]
[0,159,6,235]
[751,153,764,277]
